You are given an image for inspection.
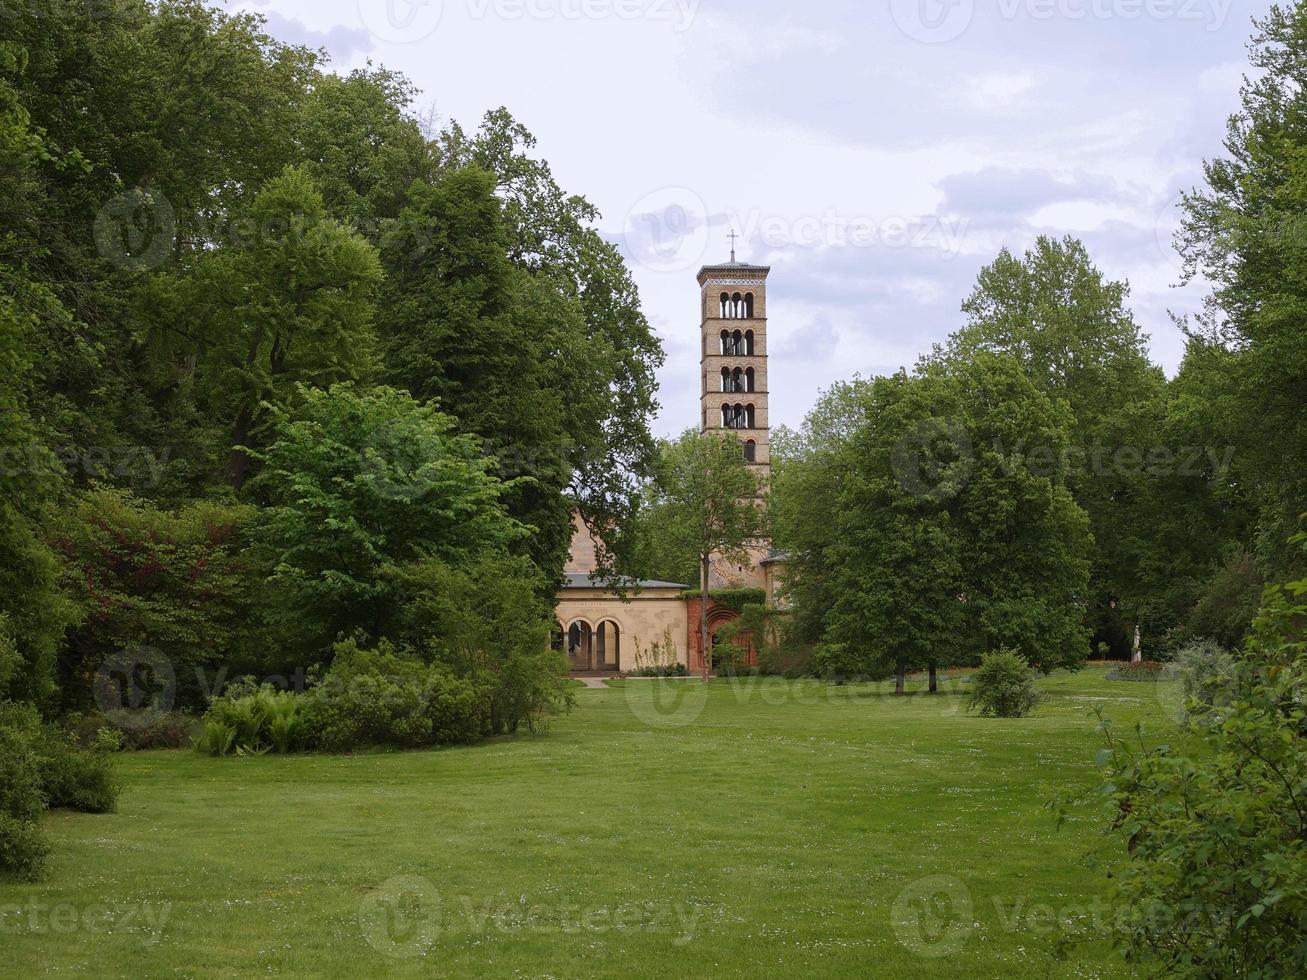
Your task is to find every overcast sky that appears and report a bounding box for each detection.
[232,0,1273,436]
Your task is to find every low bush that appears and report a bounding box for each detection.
[1097,559,1307,976]
[69,711,197,751]
[1169,640,1236,724]
[0,714,47,881]
[197,641,495,756]
[303,640,488,753]
[196,683,307,757]
[967,649,1043,718]
[626,664,688,677]
[1105,661,1170,682]
[37,727,120,814]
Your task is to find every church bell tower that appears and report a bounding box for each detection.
[697,237,772,590]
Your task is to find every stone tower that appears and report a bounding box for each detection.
[697,247,772,590]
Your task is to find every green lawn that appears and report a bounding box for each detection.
[1,670,1177,978]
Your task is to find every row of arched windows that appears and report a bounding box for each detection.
[720,329,755,356]
[721,367,756,393]
[721,403,756,430]
[555,620,621,672]
[720,292,755,319]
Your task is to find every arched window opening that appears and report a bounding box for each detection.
[731,292,743,318]
[731,367,743,393]
[745,404,756,429]
[732,330,744,355]
[744,293,755,318]
[721,405,731,428]
[567,621,594,671]
[720,329,730,355]
[744,440,757,463]
[719,292,730,318]
[721,367,732,393]
[596,621,621,671]
[745,330,755,355]
[745,367,755,392]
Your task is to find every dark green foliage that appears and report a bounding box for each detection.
[0,709,47,880]
[822,356,1092,682]
[1186,546,1264,651]
[35,727,120,814]
[1097,544,1307,976]
[1179,5,1307,581]
[53,489,253,712]
[677,589,767,611]
[967,649,1043,718]
[626,664,689,677]
[302,639,490,753]
[248,383,526,667]
[389,555,574,736]
[0,700,119,879]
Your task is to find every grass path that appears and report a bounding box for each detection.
[0,671,1176,978]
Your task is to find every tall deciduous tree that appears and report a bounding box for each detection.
[926,236,1168,656]
[156,166,382,488]
[1179,3,1307,578]
[648,431,766,681]
[825,356,1092,688]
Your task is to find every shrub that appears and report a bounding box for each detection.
[196,683,307,757]
[1169,639,1236,724]
[197,641,497,756]
[67,710,196,751]
[53,490,254,714]
[0,813,49,883]
[1097,563,1307,977]
[812,643,870,681]
[37,728,120,814]
[301,639,489,753]
[967,649,1042,718]
[627,664,688,678]
[1105,661,1169,681]
[0,712,47,881]
[0,701,121,815]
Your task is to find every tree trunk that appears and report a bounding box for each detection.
[895,659,906,696]
[700,554,711,684]
[928,661,938,694]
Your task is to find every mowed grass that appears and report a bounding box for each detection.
[1,670,1179,978]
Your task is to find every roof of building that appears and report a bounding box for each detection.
[759,549,791,565]
[697,260,771,277]
[562,572,691,591]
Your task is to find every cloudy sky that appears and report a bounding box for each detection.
[231,0,1272,435]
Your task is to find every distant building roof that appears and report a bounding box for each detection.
[759,550,791,565]
[697,260,771,279]
[562,572,691,591]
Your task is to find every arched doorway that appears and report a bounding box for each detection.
[567,621,593,672]
[595,621,621,671]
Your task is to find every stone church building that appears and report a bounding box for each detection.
[555,251,785,675]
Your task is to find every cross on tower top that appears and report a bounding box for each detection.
[728,229,739,263]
